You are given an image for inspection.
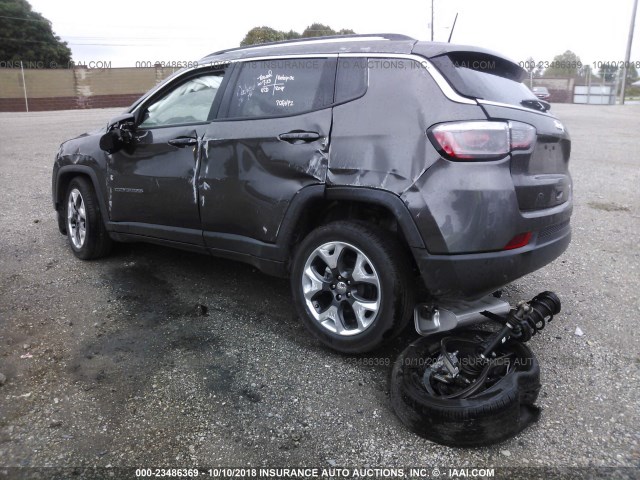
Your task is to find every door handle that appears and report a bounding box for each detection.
[169,137,198,148]
[278,131,321,143]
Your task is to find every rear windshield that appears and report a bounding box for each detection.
[431,52,537,106]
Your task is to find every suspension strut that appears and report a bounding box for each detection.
[424,291,561,399]
[480,291,561,357]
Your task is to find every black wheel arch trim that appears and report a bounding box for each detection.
[54,165,110,228]
[323,186,425,249]
[273,184,325,254]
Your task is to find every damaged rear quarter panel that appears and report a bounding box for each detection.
[327,57,487,194]
[402,158,521,253]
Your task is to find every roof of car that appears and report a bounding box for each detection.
[199,34,417,63]
[198,34,516,66]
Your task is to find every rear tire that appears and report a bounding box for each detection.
[291,221,414,353]
[390,330,541,447]
[64,177,112,260]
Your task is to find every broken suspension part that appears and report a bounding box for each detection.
[390,291,561,447]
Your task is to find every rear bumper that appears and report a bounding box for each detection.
[412,221,571,300]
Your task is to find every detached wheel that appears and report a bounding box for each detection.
[291,221,414,353]
[65,177,112,260]
[390,330,541,447]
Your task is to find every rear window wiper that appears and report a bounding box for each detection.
[521,99,550,112]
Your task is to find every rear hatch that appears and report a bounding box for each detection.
[424,48,571,211]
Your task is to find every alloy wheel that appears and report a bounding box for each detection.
[67,188,87,249]
[301,241,381,336]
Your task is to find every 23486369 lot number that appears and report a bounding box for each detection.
[135,469,200,477]
[135,468,261,477]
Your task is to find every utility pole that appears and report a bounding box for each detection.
[448,12,458,43]
[431,0,434,41]
[620,0,638,105]
[530,69,534,89]
[20,61,29,112]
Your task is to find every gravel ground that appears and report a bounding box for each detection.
[0,104,638,478]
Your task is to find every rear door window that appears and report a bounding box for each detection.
[222,58,336,119]
[335,57,368,104]
[431,53,537,106]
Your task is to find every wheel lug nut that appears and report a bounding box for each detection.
[347,280,351,285]
[331,284,336,289]
[338,275,342,280]
[346,292,351,297]
[313,302,319,309]
[336,295,342,300]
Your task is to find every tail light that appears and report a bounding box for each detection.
[510,121,537,150]
[429,121,536,161]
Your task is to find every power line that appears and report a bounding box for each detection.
[0,14,51,23]
[0,14,225,31]
[0,36,63,45]
[0,36,213,47]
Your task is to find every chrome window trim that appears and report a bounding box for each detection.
[130,55,340,114]
[338,52,477,106]
[201,53,339,65]
[134,52,479,115]
[477,99,553,116]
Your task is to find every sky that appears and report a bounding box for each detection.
[25,0,639,69]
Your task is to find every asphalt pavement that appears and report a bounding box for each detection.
[0,104,638,478]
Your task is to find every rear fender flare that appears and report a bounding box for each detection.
[276,186,425,250]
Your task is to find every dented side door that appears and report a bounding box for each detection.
[107,125,206,244]
[107,68,229,246]
[197,58,334,245]
[198,111,331,243]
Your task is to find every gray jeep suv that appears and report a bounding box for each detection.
[52,34,572,353]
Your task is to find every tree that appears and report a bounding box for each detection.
[577,64,592,83]
[0,0,71,67]
[240,27,287,46]
[535,63,545,77]
[240,24,355,46]
[622,64,639,97]
[301,23,336,37]
[625,64,638,83]
[598,64,618,82]
[283,30,301,41]
[543,50,582,78]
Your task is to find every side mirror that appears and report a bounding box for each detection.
[99,128,124,153]
[99,114,135,153]
[105,113,135,131]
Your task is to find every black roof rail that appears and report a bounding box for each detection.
[203,33,416,58]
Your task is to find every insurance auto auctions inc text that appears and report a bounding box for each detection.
[195,467,495,479]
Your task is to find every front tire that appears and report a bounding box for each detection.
[291,221,414,353]
[64,177,112,260]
